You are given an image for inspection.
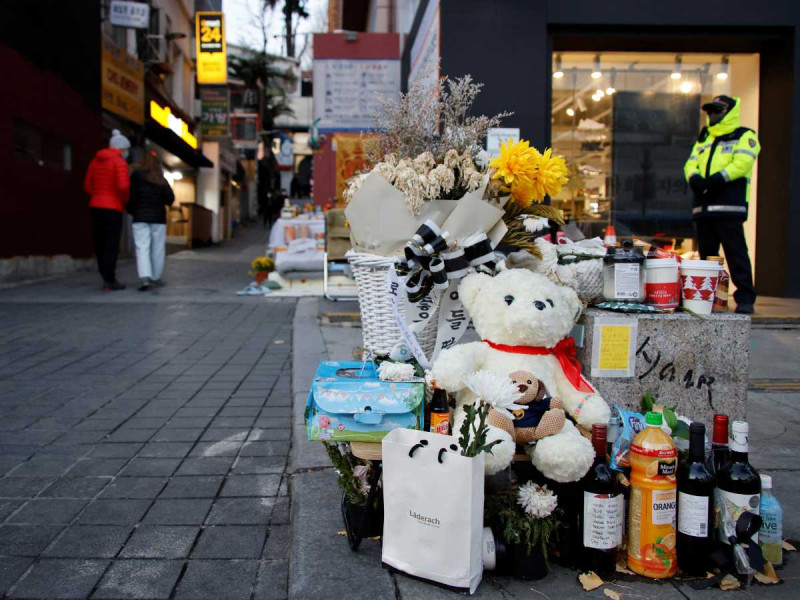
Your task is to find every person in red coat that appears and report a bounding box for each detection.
[84,129,131,290]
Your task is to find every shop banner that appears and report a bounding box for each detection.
[333,133,373,203]
[200,87,229,137]
[196,12,227,85]
[101,35,144,124]
[109,1,150,29]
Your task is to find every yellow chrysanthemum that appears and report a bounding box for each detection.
[512,148,569,205]
[489,139,539,185]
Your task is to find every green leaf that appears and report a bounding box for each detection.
[673,420,691,440]
[663,407,679,431]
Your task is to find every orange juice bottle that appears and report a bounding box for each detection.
[627,412,678,578]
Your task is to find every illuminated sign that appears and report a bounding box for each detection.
[195,12,227,85]
[149,101,198,149]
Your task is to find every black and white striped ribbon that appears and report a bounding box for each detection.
[397,221,496,304]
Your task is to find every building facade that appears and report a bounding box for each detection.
[401,0,800,298]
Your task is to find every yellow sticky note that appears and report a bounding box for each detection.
[598,325,631,371]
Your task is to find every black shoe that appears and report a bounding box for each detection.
[103,281,126,291]
[138,278,152,292]
[735,303,754,314]
[150,279,165,287]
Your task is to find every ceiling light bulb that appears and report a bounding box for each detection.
[596,89,605,98]
[553,70,564,79]
[672,55,682,80]
[553,54,564,79]
[566,107,575,116]
[671,72,682,80]
[680,81,693,94]
[591,70,602,79]
[592,93,601,102]
[716,71,729,81]
[605,86,616,95]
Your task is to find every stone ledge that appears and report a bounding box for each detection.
[576,308,750,428]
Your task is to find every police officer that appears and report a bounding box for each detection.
[684,95,759,314]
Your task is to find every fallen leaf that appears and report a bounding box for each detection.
[336,530,347,537]
[719,574,741,591]
[578,571,604,591]
[754,562,781,585]
[603,590,621,600]
[615,562,635,575]
[783,540,797,552]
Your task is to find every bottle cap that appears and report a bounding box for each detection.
[760,474,772,489]
[690,422,706,436]
[730,420,749,452]
[645,411,662,426]
[731,421,749,434]
[713,414,729,444]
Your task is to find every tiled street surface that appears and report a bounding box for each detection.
[0,227,294,599]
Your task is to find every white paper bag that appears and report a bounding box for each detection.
[381,428,484,594]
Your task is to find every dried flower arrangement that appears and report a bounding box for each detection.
[343,75,510,214]
[343,71,571,256]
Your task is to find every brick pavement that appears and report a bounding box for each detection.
[0,227,296,599]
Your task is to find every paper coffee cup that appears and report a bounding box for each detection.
[645,258,680,309]
[680,259,721,315]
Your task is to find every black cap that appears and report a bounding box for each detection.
[702,95,736,113]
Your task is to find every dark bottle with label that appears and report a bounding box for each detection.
[711,414,731,474]
[677,422,715,574]
[579,424,623,575]
[715,421,761,545]
[429,388,450,435]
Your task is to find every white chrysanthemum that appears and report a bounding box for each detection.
[523,217,549,233]
[377,361,415,381]
[443,149,461,169]
[384,153,398,166]
[413,151,436,175]
[463,370,523,419]
[517,481,558,518]
[373,162,396,184]
[428,164,455,195]
[534,237,559,276]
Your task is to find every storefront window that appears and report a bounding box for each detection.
[551,52,759,253]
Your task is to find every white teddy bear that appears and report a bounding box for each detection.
[429,268,611,481]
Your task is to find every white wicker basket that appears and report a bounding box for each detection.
[347,251,438,357]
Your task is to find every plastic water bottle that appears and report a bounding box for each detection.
[759,474,783,565]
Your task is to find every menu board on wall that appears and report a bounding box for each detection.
[313,59,401,132]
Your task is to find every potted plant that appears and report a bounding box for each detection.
[250,256,275,285]
[323,442,383,538]
[485,482,560,580]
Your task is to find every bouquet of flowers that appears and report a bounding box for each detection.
[485,482,560,559]
[249,256,275,274]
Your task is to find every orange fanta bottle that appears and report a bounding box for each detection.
[627,411,678,578]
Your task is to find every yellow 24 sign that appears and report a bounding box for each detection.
[196,11,226,84]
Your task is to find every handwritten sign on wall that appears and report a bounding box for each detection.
[591,318,638,378]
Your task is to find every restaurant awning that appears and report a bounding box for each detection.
[145,121,214,169]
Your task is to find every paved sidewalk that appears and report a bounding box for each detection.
[292,298,799,600]
[0,226,296,599]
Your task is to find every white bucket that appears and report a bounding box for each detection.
[645,257,680,309]
[680,259,722,315]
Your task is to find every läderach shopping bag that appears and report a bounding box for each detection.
[305,361,424,442]
[381,428,485,594]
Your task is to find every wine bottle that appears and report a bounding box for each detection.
[580,424,623,575]
[715,421,761,546]
[677,422,714,575]
[711,414,730,474]
[429,388,450,435]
